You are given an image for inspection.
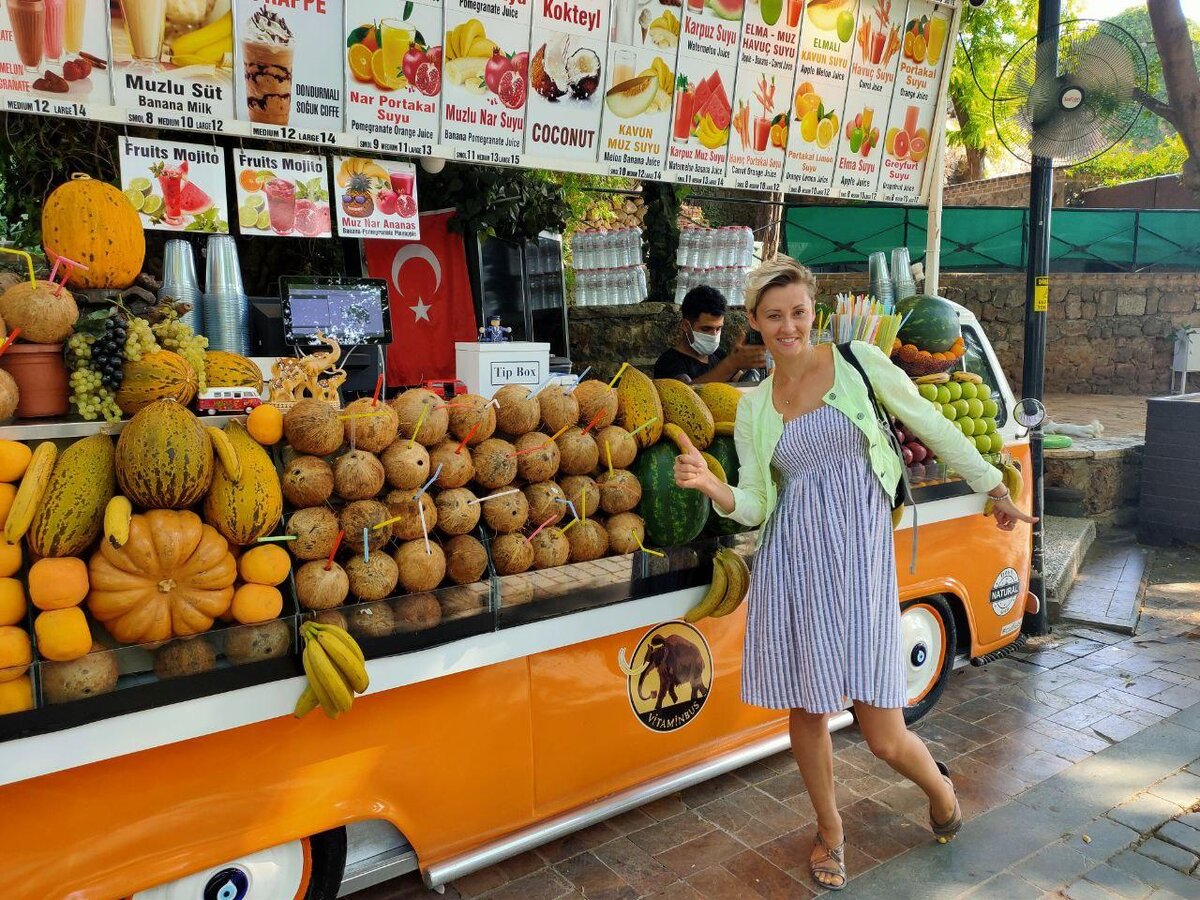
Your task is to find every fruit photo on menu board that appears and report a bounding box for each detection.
[884,104,929,163]
[855,0,901,67]
[7,0,110,98]
[806,0,855,40]
[844,103,880,158]
[684,0,743,23]
[670,69,731,150]
[336,157,415,220]
[237,169,331,237]
[902,11,948,66]
[529,35,601,106]
[440,18,526,110]
[732,73,787,155]
[111,0,233,73]
[346,12,442,97]
[792,81,838,150]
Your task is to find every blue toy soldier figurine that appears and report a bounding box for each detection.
[479,315,512,343]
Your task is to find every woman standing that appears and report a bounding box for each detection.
[673,256,1033,890]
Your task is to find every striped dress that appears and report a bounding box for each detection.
[741,405,907,713]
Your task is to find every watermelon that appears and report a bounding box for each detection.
[178,181,213,216]
[895,294,961,354]
[709,0,744,22]
[633,442,710,548]
[704,435,748,536]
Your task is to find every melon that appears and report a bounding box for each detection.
[557,428,599,476]
[381,440,431,490]
[435,487,481,535]
[348,601,395,639]
[390,389,448,446]
[394,540,446,593]
[445,534,489,585]
[393,592,442,632]
[560,475,600,518]
[567,518,609,562]
[340,500,391,553]
[430,439,475,488]
[343,397,399,453]
[597,469,642,514]
[384,488,437,541]
[530,527,570,570]
[284,399,344,457]
[895,294,962,353]
[523,481,567,526]
[294,560,349,610]
[514,431,560,483]
[538,385,579,434]
[345,552,400,602]
[282,455,334,507]
[334,449,385,500]
[482,487,529,534]
[594,425,637,470]
[493,384,541,436]
[448,394,496,446]
[287,507,340,560]
[491,533,533,575]
[606,512,645,555]
[572,380,619,429]
[471,438,518,490]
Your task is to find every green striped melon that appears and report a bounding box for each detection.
[116,399,214,509]
[28,434,116,557]
[633,442,710,548]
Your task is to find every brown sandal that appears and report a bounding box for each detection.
[931,761,963,843]
[810,831,847,891]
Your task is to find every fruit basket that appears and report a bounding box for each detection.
[891,338,965,378]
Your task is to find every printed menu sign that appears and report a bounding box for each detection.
[524,0,608,163]
[0,0,113,112]
[876,0,945,203]
[596,0,679,180]
[233,149,332,238]
[332,155,419,238]
[110,0,234,128]
[725,0,800,190]
[119,136,230,233]
[233,0,345,142]
[344,0,443,156]
[439,0,531,165]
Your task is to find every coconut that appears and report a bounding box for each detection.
[429,439,475,488]
[502,574,535,606]
[384,489,437,541]
[0,280,78,344]
[348,601,395,639]
[471,438,518,490]
[513,431,560,483]
[445,534,489,585]
[560,475,600,518]
[295,560,350,609]
[494,384,541,436]
[381,439,431,490]
[282,456,335,508]
[0,369,17,421]
[597,469,642,514]
[538,385,579,435]
[346,552,400,601]
[390,388,448,446]
[481,487,529,534]
[392,592,443,632]
[557,427,599,476]
[224,619,291,664]
[287,507,340,560]
[568,518,609,562]
[440,582,489,619]
[606,512,645,555]
[594,425,637,470]
[573,380,618,429]
[153,637,217,679]
[41,649,119,704]
[524,481,567,527]
[530,526,570,570]
[284,398,345,456]
[492,532,534,575]
[447,394,496,446]
[435,487,481,535]
[394,539,447,593]
[341,500,392,553]
[313,608,349,630]
[334,449,386,500]
[342,397,399,453]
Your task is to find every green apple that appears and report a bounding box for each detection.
[935,385,951,405]
[946,382,963,401]
[966,398,984,419]
[960,418,976,436]
[952,399,970,419]
[761,0,782,26]
[941,404,957,421]
[959,382,978,400]
[836,9,855,41]
[989,433,1004,452]
[982,398,998,418]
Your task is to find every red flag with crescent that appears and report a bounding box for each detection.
[363,211,478,387]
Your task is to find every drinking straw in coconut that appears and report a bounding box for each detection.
[564,367,591,392]
[528,374,556,398]
[546,423,570,442]
[0,329,22,358]
[363,529,370,563]
[325,530,344,571]
[257,533,298,542]
[337,407,391,420]
[637,539,665,558]
[561,516,579,533]
[418,500,431,555]
[581,406,607,436]
[0,248,35,286]
[628,417,658,439]
[413,464,442,499]
[605,442,613,477]
[607,362,630,388]
[525,517,553,544]
[467,487,521,505]
[454,421,481,453]
[407,404,430,448]
[371,374,384,406]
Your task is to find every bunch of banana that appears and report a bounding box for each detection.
[952,372,983,385]
[913,372,950,385]
[169,11,232,67]
[103,496,133,549]
[206,427,241,482]
[445,18,493,61]
[684,548,751,622]
[5,442,56,543]
[294,621,369,719]
[696,114,730,150]
[984,461,1024,516]
[648,10,680,48]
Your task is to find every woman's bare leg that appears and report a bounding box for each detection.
[853,702,955,822]
[790,709,844,887]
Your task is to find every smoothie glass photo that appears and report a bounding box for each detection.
[264,178,297,234]
[6,0,44,72]
[243,5,295,125]
[157,164,185,226]
[380,19,411,86]
[63,0,84,54]
[43,0,64,61]
[612,49,635,85]
[389,171,415,197]
[926,16,947,65]
[119,0,167,61]
[786,0,802,28]
[753,115,771,152]
[673,89,694,142]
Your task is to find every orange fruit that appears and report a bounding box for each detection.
[246,403,284,445]
[348,42,373,83]
[0,578,25,627]
[371,48,401,90]
[238,169,263,192]
[912,34,927,63]
[231,584,284,624]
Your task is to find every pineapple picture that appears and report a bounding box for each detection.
[342,173,375,218]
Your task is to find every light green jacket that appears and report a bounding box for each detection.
[717,340,1003,536]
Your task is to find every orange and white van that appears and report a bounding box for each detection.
[0,304,1034,900]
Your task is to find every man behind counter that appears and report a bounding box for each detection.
[653,285,768,384]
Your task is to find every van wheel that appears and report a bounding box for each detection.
[128,828,345,900]
[900,596,956,725]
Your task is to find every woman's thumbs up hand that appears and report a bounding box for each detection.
[673,431,713,491]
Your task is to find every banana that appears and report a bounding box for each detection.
[662,422,689,452]
[315,627,369,694]
[714,421,735,437]
[684,552,729,623]
[312,622,365,664]
[305,639,354,715]
[104,496,133,549]
[169,11,232,57]
[984,462,1024,516]
[207,426,242,482]
[701,452,727,483]
[5,441,56,544]
[952,372,983,384]
[293,684,320,718]
[710,549,750,618]
[914,373,951,385]
[300,639,341,719]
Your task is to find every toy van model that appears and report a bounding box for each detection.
[197,386,264,414]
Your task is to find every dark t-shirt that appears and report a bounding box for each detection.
[653,347,727,382]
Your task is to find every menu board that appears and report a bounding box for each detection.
[596,0,680,180]
[332,155,420,238]
[724,0,800,191]
[344,0,443,156]
[110,0,235,129]
[439,0,531,165]
[232,149,333,238]
[233,0,345,142]
[0,0,113,112]
[119,136,230,233]
[665,0,742,186]
[524,0,609,162]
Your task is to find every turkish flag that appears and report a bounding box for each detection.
[363,210,478,387]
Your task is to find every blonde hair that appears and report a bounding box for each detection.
[743,255,818,314]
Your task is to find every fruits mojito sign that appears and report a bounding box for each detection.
[596,0,680,180]
[876,0,945,203]
[524,0,607,162]
[724,0,801,190]
[665,0,741,186]
[332,155,419,238]
[781,0,857,196]
[438,0,531,164]
[109,0,234,129]
[233,0,345,142]
[233,149,333,238]
[0,0,113,113]
[344,0,444,155]
[119,137,229,233]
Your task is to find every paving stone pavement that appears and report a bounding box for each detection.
[350,545,1200,900]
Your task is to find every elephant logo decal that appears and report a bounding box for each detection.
[617,622,713,733]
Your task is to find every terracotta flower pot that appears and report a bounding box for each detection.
[0,343,70,418]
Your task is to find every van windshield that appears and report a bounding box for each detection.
[960,325,1007,428]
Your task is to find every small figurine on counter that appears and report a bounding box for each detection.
[478,315,512,343]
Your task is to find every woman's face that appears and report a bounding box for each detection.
[749,282,814,359]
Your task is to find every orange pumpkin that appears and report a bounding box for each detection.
[86,510,237,644]
[41,174,146,290]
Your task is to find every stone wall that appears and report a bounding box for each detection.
[942,172,1095,208]
[568,271,1200,395]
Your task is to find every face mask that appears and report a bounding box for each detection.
[687,326,721,356]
